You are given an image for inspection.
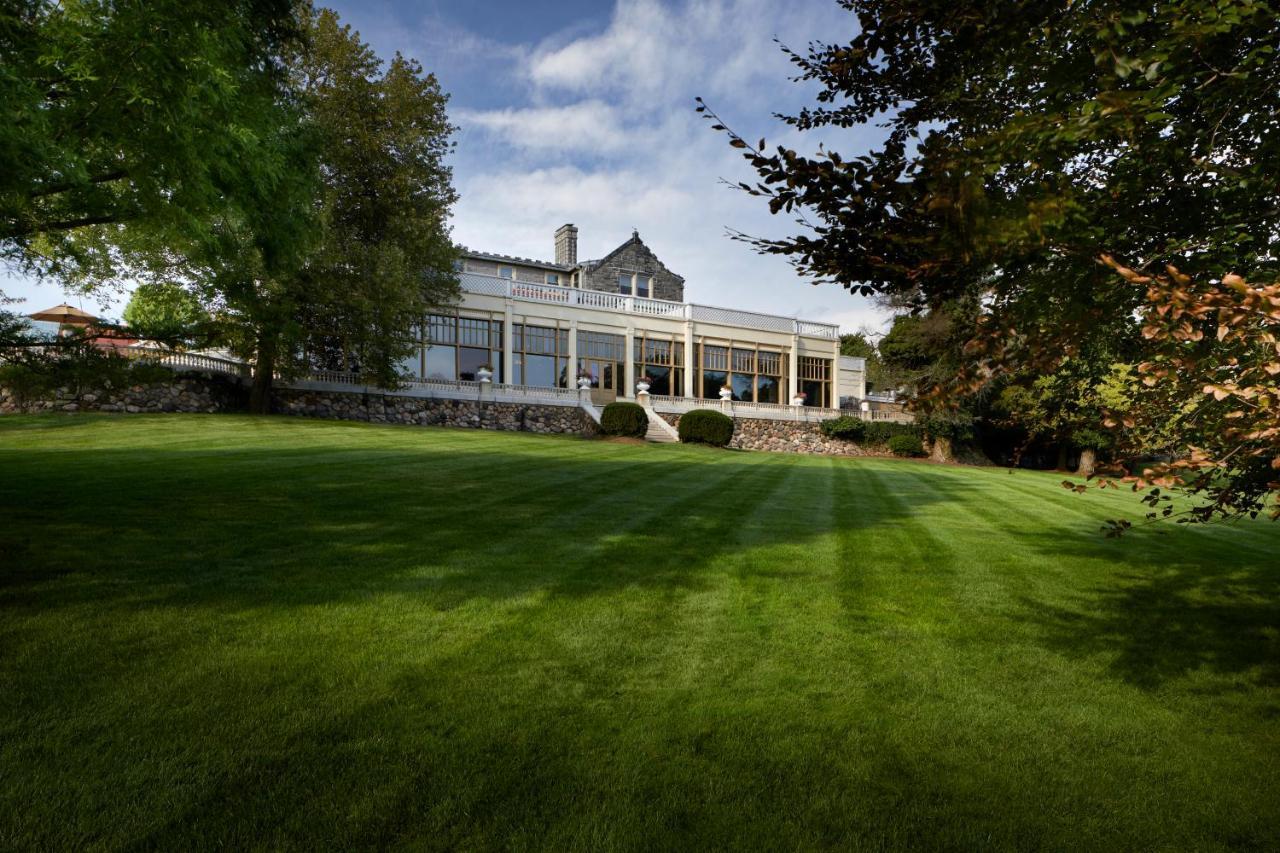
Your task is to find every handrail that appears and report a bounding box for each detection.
[457,272,841,340]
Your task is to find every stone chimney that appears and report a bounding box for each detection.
[554,223,578,266]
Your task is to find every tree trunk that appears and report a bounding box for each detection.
[930,435,954,464]
[1055,443,1070,471]
[249,332,277,415]
[1076,447,1098,478]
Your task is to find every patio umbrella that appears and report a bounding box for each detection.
[29,303,98,326]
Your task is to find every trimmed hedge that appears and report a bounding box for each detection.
[600,402,649,438]
[820,415,919,447]
[888,434,925,457]
[678,409,734,447]
[819,415,866,442]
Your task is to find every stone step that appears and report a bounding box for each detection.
[644,421,678,443]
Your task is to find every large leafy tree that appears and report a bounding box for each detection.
[0,0,303,285]
[288,8,458,392]
[122,281,214,344]
[704,0,1280,521]
[209,6,459,412]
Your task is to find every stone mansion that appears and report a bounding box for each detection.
[395,224,864,410]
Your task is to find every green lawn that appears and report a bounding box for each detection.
[1,414,1278,850]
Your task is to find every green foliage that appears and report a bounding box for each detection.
[820,415,922,447]
[863,421,919,445]
[888,434,925,457]
[918,412,974,442]
[600,402,648,438]
[277,8,459,391]
[1,0,304,286]
[991,357,1132,463]
[820,415,866,442]
[123,282,213,344]
[677,409,734,447]
[1073,428,1112,453]
[705,0,1280,519]
[0,341,172,406]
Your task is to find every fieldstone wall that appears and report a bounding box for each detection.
[273,388,597,435]
[659,412,884,457]
[0,372,247,415]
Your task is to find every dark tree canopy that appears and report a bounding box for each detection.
[705,0,1280,522]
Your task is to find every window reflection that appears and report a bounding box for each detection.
[425,345,456,381]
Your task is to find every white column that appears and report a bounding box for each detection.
[788,334,800,404]
[623,325,635,400]
[502,303,514,385]
[567,318,578,384]
[683,321,695,398]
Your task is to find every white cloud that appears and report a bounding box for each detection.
[456,101,630,153]
[446,0,889,334]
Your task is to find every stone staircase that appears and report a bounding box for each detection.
[642,405,679,443]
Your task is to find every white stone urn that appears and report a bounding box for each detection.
[476,366,493,383]
[719,387,733,401]
[791,394,806,406]
[636,380,651,394]
[577,375,593,390]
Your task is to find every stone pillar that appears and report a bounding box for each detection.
[623,325,635,400]
[788,334,800,404]
[683,321,696,398]
[502,304,514,385]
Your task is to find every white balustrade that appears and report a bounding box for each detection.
[457,272,840,339]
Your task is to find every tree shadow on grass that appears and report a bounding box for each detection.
[909,470,1280,692]
[3,430,1277,696]
[1015,564,1280,691]
[0,438,954,613]
[4,421,1280,848]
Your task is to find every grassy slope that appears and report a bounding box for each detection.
[0,414,1277,851]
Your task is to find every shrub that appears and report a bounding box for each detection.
[888,434,925,457]
[600,402,648,438]
[0,346,174,403]
[820,415,866,442]
[678,409,734,447]
[863,420,919,445]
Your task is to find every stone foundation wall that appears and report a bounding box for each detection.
[273,388,597,435]
[0,372,247,415]
[659,411,885,456]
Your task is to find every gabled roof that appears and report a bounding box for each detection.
[582,231,685,283]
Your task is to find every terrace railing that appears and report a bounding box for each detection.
[117,346,251,379]
[458,272,840,340]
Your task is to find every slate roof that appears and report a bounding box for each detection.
[459,248,573,272]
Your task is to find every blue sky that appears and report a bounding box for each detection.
[6,0,889,333]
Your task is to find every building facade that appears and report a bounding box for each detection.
[397,225,864,409]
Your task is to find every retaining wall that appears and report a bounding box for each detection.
[0,372,247,415]
[272,387,597,435]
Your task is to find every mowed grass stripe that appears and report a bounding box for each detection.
[0,414,1277,850]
